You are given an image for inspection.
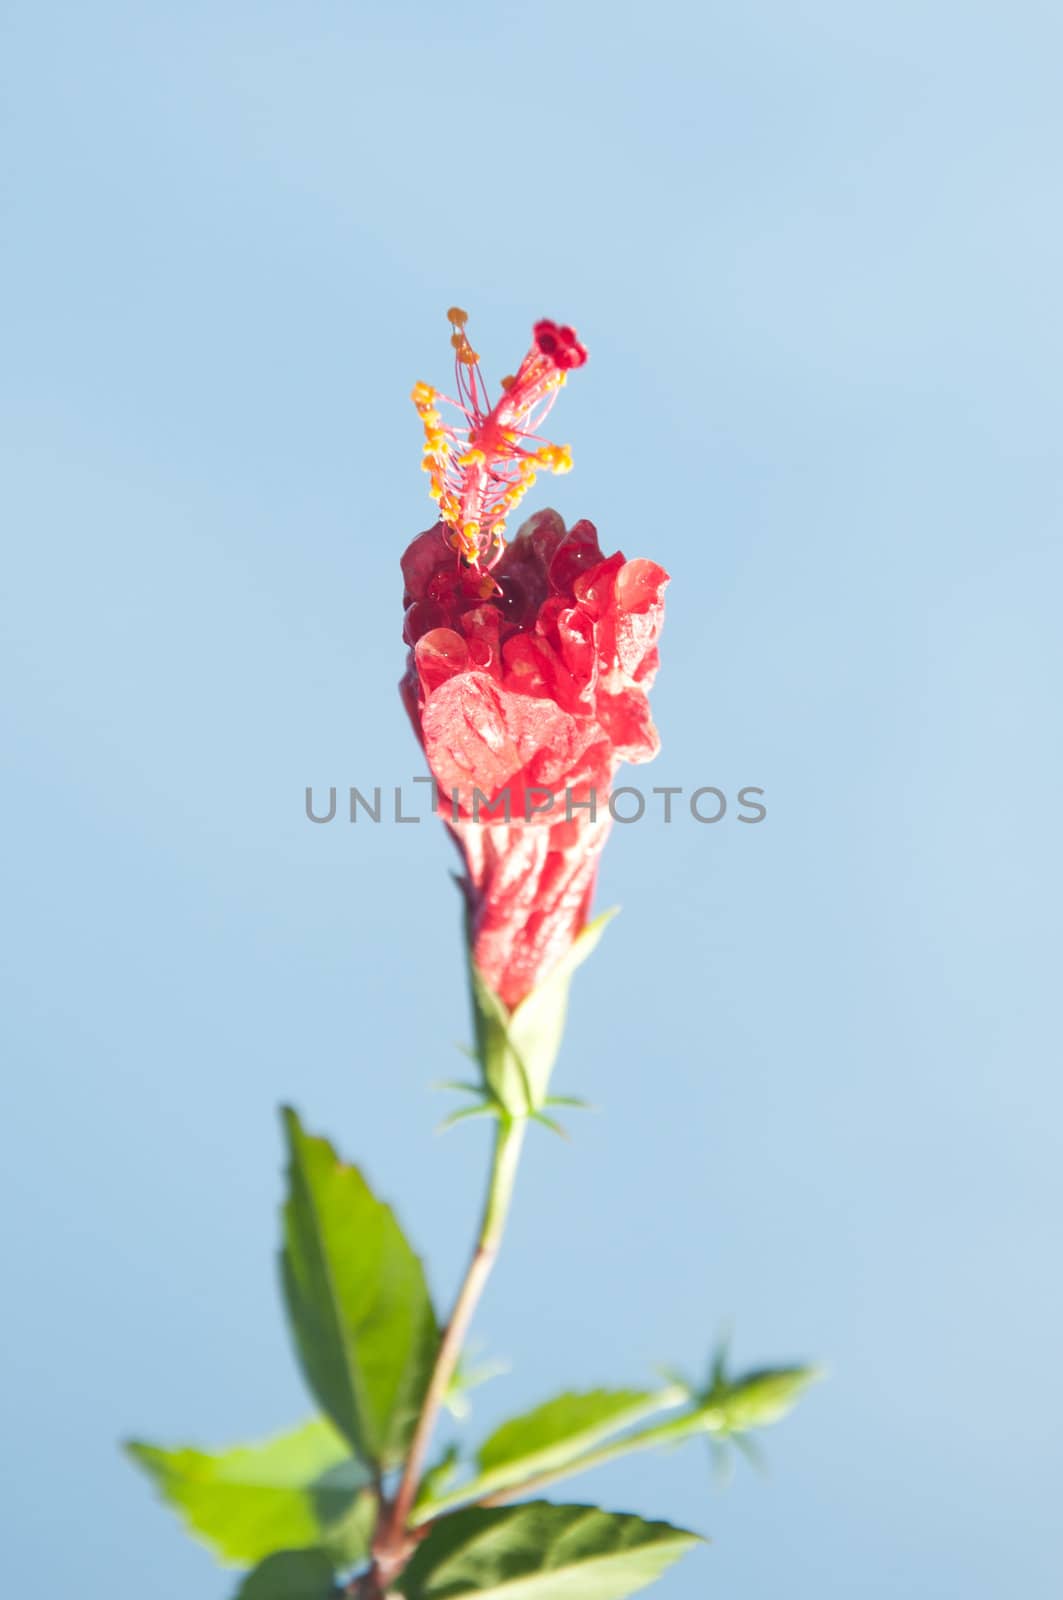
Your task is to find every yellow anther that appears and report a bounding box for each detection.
[447,522,478,562]
[450,330,480,366]
[411,382,435,406]
[456,447,486,468]
[537,443,573,473]
[428,482,442,500]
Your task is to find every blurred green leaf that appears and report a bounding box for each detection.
[401,1501,701,1600]
[474,1390,676,1496]
[414,1387,683,1520]
[234,1548,337,1599]
[320,1481,377,1568]
[415,1443,462,1510]
[280,1107,439,1469]
[125,1419,373,1566]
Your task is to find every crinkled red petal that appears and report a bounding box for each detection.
[401,510,668,1008]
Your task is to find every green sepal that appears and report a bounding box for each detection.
[279,1107,439,1470]
[436,1103,498,1134]
[400,1501,702,1600]
[710,1364,822,1430]
[124,1418,373,1567]
[468,911,615,1117]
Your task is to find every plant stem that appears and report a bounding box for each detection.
[381,1113,528,1549]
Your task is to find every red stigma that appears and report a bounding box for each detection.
[534,319,588,371]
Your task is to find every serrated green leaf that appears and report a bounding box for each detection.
[401,1501,701,1600]
[125,1419,373,1566]
[469,912,614,1115]
[280,1107,439,1468]
[234,1548,337,1599]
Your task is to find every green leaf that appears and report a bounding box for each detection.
[470,912,614,1115]
[280,1107,439,1469]
[234,1548,337,1599]
[125,1419,374,1567]
[414,1386,685,1521]
[401,1502,701,1600]
[475,1390,676,1497]
[320,1482,377,1568]
[416,1443,463,1509]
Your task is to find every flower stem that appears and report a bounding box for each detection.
[381,1113,528,1552]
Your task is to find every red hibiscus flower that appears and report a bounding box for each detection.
[402,317,668,1009]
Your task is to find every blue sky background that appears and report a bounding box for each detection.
[2,2,1061,1596]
